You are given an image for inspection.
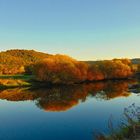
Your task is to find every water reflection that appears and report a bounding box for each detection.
[0,80,137,112]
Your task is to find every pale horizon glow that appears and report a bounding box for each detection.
[0,0,140,60]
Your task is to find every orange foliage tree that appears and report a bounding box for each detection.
[34,54,88,84]
[0,49,50,75]
[87,59,133,81]
[34,55,134,84]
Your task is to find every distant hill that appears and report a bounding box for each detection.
[131,58,140,64]
[84,59,140,65]
[0,49,51,74]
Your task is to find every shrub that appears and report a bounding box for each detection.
[34,54,88,84]
[87,59,133,81]
[34,55,134,84]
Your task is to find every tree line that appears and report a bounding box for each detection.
[34,54,136,84]
[0,49,138,84]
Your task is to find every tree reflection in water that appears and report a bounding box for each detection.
[0,80,137,112]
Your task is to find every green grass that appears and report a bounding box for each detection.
[0,74,34,80]
[0,74,34,89]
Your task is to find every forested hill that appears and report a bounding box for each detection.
[0,49,51,74]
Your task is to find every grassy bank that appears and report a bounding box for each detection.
[0,74,139,89]
[0,75,33,89]
[0,74,34,80]
[0,74,58,89]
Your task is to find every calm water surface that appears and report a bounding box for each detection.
[0,80,139,140]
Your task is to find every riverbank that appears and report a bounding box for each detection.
[0,74,140,89]
[0,75,33,89]
[0,74,68,89]
[0,79,31,89]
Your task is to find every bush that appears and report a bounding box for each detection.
[34,55,134,84]
[87,59,133,81]
[34,54,88,84]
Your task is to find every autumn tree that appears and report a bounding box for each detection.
[34,55,134,84]
[34,54,88,84]
[87,59,133,81]
[0,49,50,74]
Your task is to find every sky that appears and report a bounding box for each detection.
[0,0,140,60]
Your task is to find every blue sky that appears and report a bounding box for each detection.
[0,0,140,60]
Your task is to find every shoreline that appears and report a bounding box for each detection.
[0,74,139,90]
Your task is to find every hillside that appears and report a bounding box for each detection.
[0,49,51,74]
